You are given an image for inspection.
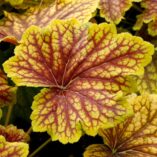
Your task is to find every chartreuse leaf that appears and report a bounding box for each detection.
[0,136,29,157]
[135,52,157,93]
[3,19,154,144]
[0,69,17,107]
[0,125,29,157]
[134,0,157,36]
[0,0,98,44]
[84,94,157,157]
[5,0,24,6]
[99,0,141,24]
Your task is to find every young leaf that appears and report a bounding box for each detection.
[99,0,141,24]
[135,52,157,93]
[0,135,29,157]
[3,19,154,144]
[84,94,157,157]
[0,0,98,44]
[0,69,17,107]
[134,0,157,36]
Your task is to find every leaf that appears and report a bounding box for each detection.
[3,19,154,143]
[135,52,157,93]
[99,0,142,24]
[0,109,2,119]
[5,0,56,9]
[0,135,29,157]
[0,0,98,44]
[0,124,29,157]
[0,125,29,142]
[134,0,157,36]
[0,69,17,107]
[5,0,24,6]
[84,94,157,157]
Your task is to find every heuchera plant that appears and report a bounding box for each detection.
[0,0,157,156]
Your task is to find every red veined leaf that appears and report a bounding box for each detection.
[134,0,157,36]
[0,0,98,44]
[0,135,29,157]
[3,19,154,143]
[84,94,157,157]
[0,124,29,157]
[99,0,141,24]
[0,69,17,107]
[0,125,29,142]
[135,51,157,93]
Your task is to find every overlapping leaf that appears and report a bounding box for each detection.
[84,94,157,157]
[0,0,98,44]
[0,125,29,142]
[3,19,154,143]
[0,69,17,107]
[0,125,29,157]
[135,51,157,93]
[134,0,157,36]
[99,0,141,24]
[0,135,29,157]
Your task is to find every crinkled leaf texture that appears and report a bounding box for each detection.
[0,0,98,44]
[84,94,157,157]
[134,0,157,36]
[0,125,29,157]
[0,136,29,157]
[99,0,141,24]
[0,125,29,142]
[135,51,157,93]
[3,19,154,144]
[0,69,17,118]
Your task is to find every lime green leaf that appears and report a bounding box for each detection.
[0,109,2,120]
[0,69,17,107]
[84,94,157,157]
[135,52,157,93]
[0,135,29,157]
[99,0,142,24]
[134,0,157,36]
[3,19,154,143]
[5,0,23,6]
[0,0,98,44]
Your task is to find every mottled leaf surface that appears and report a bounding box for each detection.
[134,0,157,36]
[99,0,141,24]
[0,125,29,142]
[0,135,29,157]
[135,52,157,93]
[0,69,17,107]
[0,0,98,44]
[84,94,157,157]
[3,19,154,143]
